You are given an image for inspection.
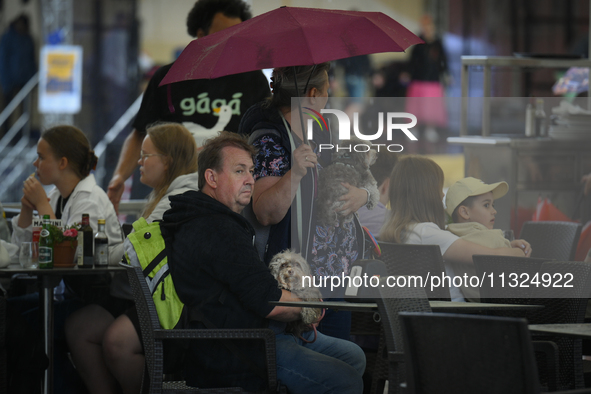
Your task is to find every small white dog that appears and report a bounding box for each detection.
[269,250,323,340]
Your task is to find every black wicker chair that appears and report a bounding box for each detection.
[0,295,6,394]
[121,262,284,394]
[378,242,451,300]
[527,261,591,391]
[400,313,542,394]
[473,256,591,391]
[400,312,591,394]
[472,255,550,314]
[519,221,582,261]
[371,280,432,394]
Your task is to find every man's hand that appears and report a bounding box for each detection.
[107,174,125,214]
[108,128,144,214]
[266,289,302,321]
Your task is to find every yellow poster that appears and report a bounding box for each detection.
[38,45,83,113]
[45,52,75,93]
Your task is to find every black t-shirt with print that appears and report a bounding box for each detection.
[133,63,270,136]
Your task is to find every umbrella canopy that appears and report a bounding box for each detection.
[160,6,423,85]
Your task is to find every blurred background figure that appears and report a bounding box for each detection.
[357,150,398,237]
[404,14,449,153]
[335,54,373,117]
[101,12,132,130]
[0,13,37,136]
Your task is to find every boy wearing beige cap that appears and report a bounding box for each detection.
[445,177,513,248]
[445,177,531,300]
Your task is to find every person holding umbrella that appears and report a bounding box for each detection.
[106,0,270,212]
[239,63,370,340]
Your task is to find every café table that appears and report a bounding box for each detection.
[528,323,591,339]
[269,300,545,313]
[0,263,125,394]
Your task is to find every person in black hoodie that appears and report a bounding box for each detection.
[164,131,365,393]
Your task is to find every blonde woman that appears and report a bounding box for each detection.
[65,123,199,394]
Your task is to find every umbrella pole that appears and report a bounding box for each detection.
[292,66,309,144]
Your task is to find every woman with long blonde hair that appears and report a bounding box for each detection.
[65,122,198,394]
[140,122,199,219]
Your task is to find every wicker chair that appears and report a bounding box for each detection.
[400,313,542,394]
[121,262,284,394]
[527,261,591,391]
[371,280,432,394]
[378,242,451,300]
[472,255,550,312]
[473,256,591,391]
[0,295,6,394]
[519,221,582,261]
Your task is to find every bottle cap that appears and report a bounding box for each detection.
[98,219,106,224]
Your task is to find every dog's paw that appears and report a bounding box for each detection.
[301,307,322,325]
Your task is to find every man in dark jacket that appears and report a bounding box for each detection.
[164,132,365,393]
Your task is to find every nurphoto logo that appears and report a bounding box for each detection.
[305,107,418,153]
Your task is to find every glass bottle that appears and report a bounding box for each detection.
[77,213,94,268]
[94,219,108,267]
[38,214,53,269]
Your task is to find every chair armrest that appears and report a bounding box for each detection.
[533,340,559,392]
[154,328,278,390]
[388,350,404,363]
[153,328,275,342]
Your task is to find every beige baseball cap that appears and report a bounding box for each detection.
[445,177,509,217]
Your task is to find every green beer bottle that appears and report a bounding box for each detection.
[39,214,53,269]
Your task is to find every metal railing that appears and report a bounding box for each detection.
[0,73,39,202]
[0,71,143,202]
[94,93,143,186]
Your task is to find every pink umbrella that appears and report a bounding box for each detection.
[160,6,423,84]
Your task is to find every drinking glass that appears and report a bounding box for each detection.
[503,230,515,242]
[19,241,38,269]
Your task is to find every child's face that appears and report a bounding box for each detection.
[462,191,497,229]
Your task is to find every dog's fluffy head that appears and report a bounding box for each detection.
[269,250,312,291]
[269,250,322,329]
[331,138,377,171]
